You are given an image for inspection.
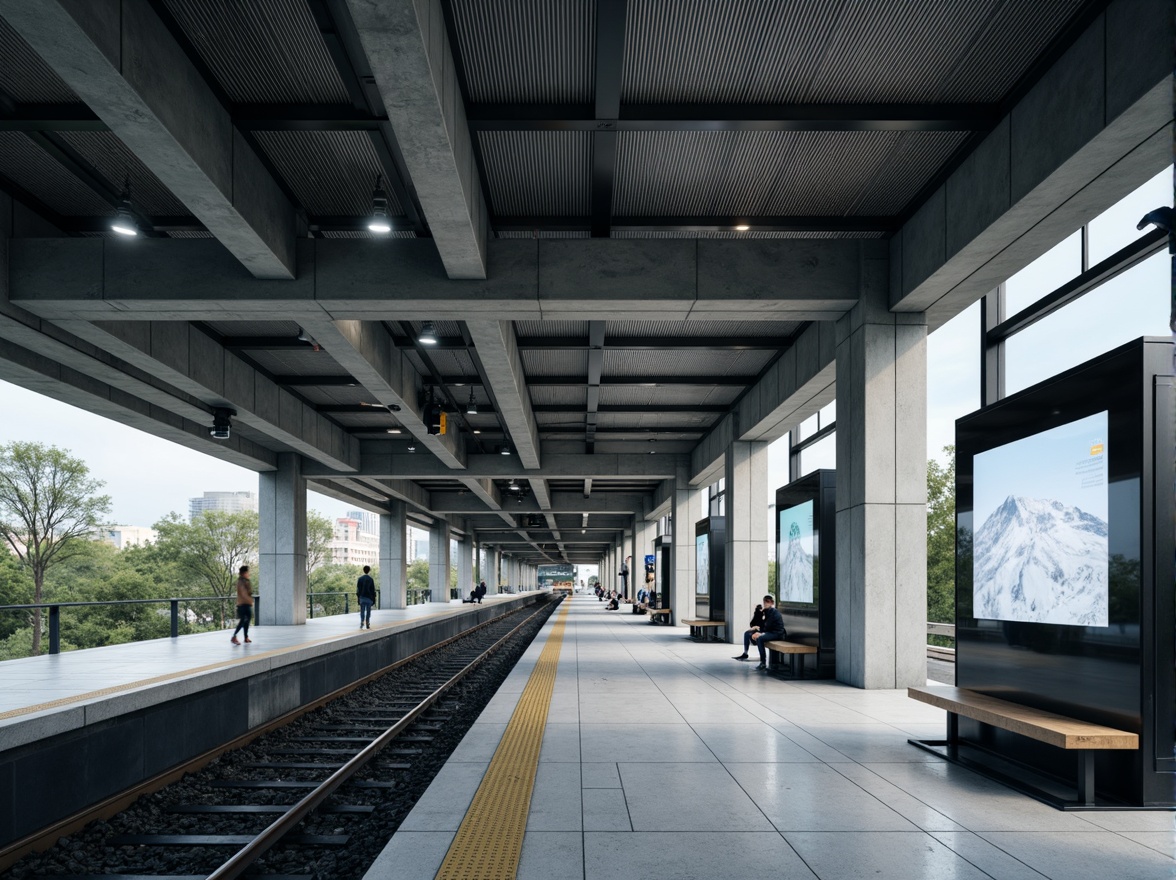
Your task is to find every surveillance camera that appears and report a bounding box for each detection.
[210,407,235,440]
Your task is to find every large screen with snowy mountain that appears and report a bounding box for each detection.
[972,410,1109,627]
[695,534,709,595]
[777,500,815,604]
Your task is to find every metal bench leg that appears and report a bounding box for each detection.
[1078,751,1095,806]
[946,712,958,759]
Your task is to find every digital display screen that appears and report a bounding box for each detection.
[777,499,815,604]
[972,411,1109,627]
[695,534,709,595]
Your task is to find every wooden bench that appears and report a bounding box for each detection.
[681,619,725,642]
[908,685,1138,807]
[645,607,672,625]
[764,640,818,678]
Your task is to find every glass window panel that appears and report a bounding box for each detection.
[927,301,980,458]
[1004,230,1083,316]
[818,399,836,429]
[796,412,819,442]
[1088,165,1173,265]
[1005,252,1169,395]
[799,432,836,476]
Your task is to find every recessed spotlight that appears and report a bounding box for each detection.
[386,428,401,434]
[473,429,481,435]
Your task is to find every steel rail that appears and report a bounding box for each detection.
[205,597,560,880]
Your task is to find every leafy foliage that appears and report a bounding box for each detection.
[151,510,258,626]
[927,446,957,645]
[306,510,335,573]
[0,442,111,654]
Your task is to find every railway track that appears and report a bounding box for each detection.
[6,597,560,880]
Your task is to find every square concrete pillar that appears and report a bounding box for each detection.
[725,439,769,642]
[834,270,928,689]
[671,462,699,621]
[456,536,473,598]
[259,453,307,625]
[379,501,407,609]
[429,522,451,600]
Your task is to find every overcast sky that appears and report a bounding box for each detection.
[0,167,1167,528]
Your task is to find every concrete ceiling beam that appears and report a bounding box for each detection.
[0,0,296,279]
[466,321,540,468]
[303,448,681,480]
[8,238,864,322]
[427,491,648,515]
[344,0,488,279]
[59,319,359,472]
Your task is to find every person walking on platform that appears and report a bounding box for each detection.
[749,595,786,670]
[733,603,766,661]
[356,565,376,629]
[230,565,253,645]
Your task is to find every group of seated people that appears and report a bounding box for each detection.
[595,584,623,609]
[734,594,787,670]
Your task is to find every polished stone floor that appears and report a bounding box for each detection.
[367,594,1176,880]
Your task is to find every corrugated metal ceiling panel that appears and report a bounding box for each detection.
[167,230,216,239]
[204,320,303,338]
[614,130,960,217]
[608,230,884,239]
[603,349,775,376]
[0,133,113,215]
[529,387,586,407]
[852,132,970,214]
[478,131,591,216]
[58,132,190,216]
[162,0,350,103]
[604,320,799,339]
[0,17,79,102]
[623,0,1085,103]
[252,131,399,216]
[449,0,594,103]
[598,385,743,406]
[522,349,588,376]
[321,230,418,239]
[515,321,588,338]
[495,230,592,239]
[596,411,720,429]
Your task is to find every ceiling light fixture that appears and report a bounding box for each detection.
[500,444,511,456]
[473,429,481,435]
[386,428,401,434]
[367,173,392,233]
[734,223,750,232]
[407,442,416,452]
[419,321,438,345]
[110,176,140,237]
[466,387,477,415]
[209,407,235,440]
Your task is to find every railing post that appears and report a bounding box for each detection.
[170,599,179,638]
[48,605,60,655]
[309,593,314,619]
[345,595,350,614]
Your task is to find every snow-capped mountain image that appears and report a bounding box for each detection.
[779,518,814,603]
[973,494,1108,626]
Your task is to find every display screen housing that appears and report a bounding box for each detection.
[695,534,709,595]
[777,499,815,604]
[972,411,1109,627]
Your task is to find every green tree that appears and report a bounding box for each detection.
[153,510,258,625]
[407,558,429,603]
[0,442,111,655]
[927,446,956,628]
[0,553,33,641]
[306,510,334,573]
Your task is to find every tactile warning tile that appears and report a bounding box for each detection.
[435,600,570,880]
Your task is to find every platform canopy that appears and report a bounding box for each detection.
[0,0,1167,565]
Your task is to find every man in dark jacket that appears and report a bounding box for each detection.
[749,595,786,670]
[733,603,766,661]
[475,580,487,603]
[356,565,376,629]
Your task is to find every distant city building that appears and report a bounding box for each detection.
[329,517,379,569]
[188,490,258,521]
[413,537,429,562]
[93,525,158,550]
[346,509,381,537]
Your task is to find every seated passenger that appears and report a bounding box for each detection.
[607,592,620,610]
[733,603,765,661]
[748,595,786,670]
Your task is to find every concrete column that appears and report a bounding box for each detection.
[429,522,451,601]
[725,439,769,642]
[834,265,928,689]
[671,462,698,621]
[456,535,473,598]
[259,453,307,625]
[379,501,407,609]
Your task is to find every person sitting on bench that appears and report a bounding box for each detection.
[748,595,786,670]
[733,603,766,661]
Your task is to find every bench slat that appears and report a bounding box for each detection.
[681,620,723,626]
[909,686,1137,750]
[765,641,817,654]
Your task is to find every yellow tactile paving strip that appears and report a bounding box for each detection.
[0,608,460,722]
[435,599,571,880]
